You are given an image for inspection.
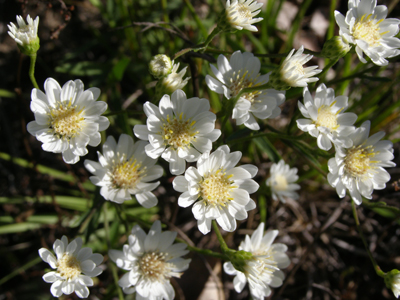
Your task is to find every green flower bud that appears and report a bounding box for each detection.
[155,63,190,97]
[8,15,40,56]
[321,36,351,60]
[384,269,400,298]
[149,54,173,79]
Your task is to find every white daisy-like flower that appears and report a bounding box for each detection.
[335,0,400,66]
[205,51,285,130]
[327,120,396,204]
[84,134,163,207]
[38,236,103,298]
[149,54,173,79]
[297,84,358,151]
[109,220,191,299]
[172,145,259,234]
[223,223,290,300]
[225,0,264,32]
[8,15,39,48]
[272,45,322,88]
[387,271,400,298]
[27,78,110,164]
[266,160,300,203]
[134,89,221,175]
[156,62,190,95]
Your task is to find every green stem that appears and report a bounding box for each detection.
[201,26,223,53]
[29,54,40,90]
[0,256,42,285]
[110,262,125,300]
[351,201,385,278]
[186,244,226,260]
[212,220,229,253]
[318,58,339,83]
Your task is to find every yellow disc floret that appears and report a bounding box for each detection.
[57,254,82,280]
[344,145,376,177]
[229,69,262,103]
[200,169,236,207]
[353,14,385,47]
[111,156,145,189]
[162,113,197,149]
[315,105,339,131]
[139,252,174,281]
[49,100,84,140]
[271,174,288,192]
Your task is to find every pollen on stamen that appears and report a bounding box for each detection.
[344,145,377,177]
[111,158,145,189]
[57,254,82,280]
[199,169,235,207]
[49,100,85,140]
[161,114,197,149]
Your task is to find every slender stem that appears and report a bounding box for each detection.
[212,220,229,253]
[201,26,223,53]
[110,262,125,300]
[318,58,339,83]
[351,201,385,278]
[186,244,226,260]
[29,54,40,90]
[0,256,42,285]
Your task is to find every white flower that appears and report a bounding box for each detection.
[109,220,191,299]
[388,272,400,298]
[297,84,358,151]
[84,134,163,207]
[327,120,396,204]
[275,45,322,88]
[266,160,300,203]
[8,15,39,47]
[157,63,190,95]
[206,51,285,130]
[38,236,103,298]
[149,54,173,78]
[223,223,290,300]
[172,145,258,234]
[27,78,110,164]
[225,0,264,32]
[335,0,400,66]
[134,89,221,175]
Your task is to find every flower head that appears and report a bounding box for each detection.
[206,51,285,130]
[266,160,300,203]
[134,89,221,175]
[269,46,322,90]
[321,36,352,60]
[84,134,163,207]
[27,78,110,164]
[327,121,396,204]
[8,15,40,55]
[173,145,259,234]
[335,0,400,66]
[385,269,400,298]
[109,220,191,299]
[39,236,103,298]
[149,54,173,79]
[156,63,190,96]
[224,0,264,32]
[223,223,290,300]
[297,84,358,150]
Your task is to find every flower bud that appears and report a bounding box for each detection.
[155,62,190,97]
[321,36,351,60]
[385,269,400,298]
[149,54,173,79]
[8,15,40,56]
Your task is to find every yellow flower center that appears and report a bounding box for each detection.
[271,174,288,192]
[111,157,145,189]
[315,105,339,130]
[200,169,236,207]
[57,254,81,280]
[162,113,197,149]
[139,252,172,281]
[237,4,252,19]
[229,70,262,103]
[344,145,376,177]
[353,14,385,47]
[49,101,84,140]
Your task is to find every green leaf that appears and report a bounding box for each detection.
[253,137,281,163]
[109,57,131,81]
[56,61,111,77]
[0,89,16,98]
